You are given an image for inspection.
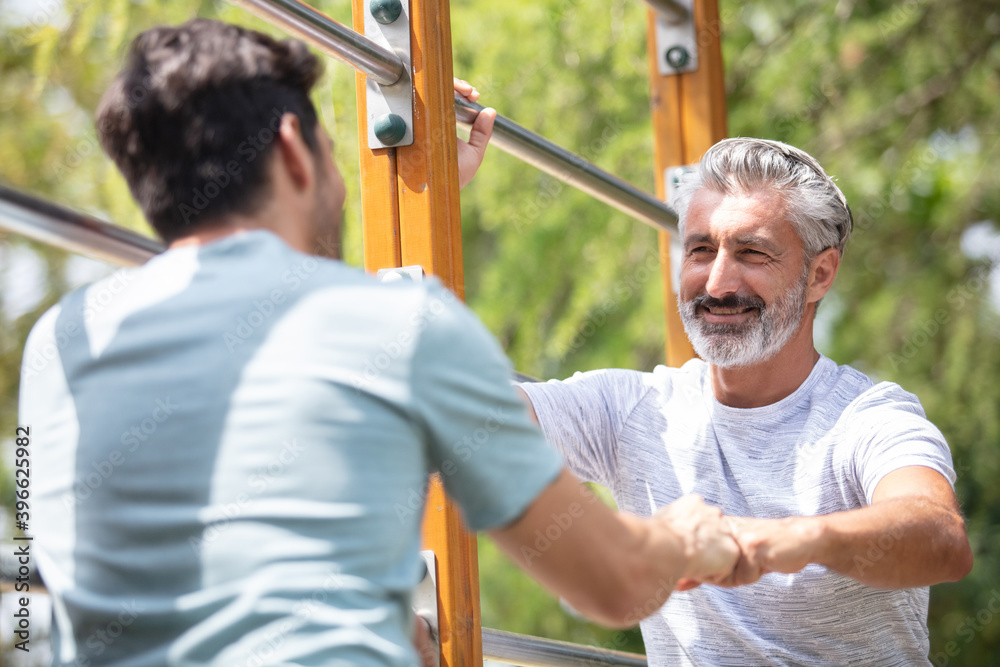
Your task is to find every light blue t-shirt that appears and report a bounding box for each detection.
[19,230,562,666]
[521,358,955,666]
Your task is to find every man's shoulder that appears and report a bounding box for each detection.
[525,359,708,410]
[820,358,927,420]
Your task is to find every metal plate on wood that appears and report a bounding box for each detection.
[413,550,439,667]
[654,0,698,75]
[376,264,425,282]
[365,1,414,148]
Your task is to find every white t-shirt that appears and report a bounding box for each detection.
[520,356,954,666]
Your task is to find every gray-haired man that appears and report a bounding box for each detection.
[516,138,973,665]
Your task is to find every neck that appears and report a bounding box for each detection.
[708,315,820,408]
[168,207,311,254]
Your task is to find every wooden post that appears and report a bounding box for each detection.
[646,0,728,366]
[352,0,481,664]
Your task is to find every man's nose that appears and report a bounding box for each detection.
[705,252,741,298]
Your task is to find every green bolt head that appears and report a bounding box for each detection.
[370,0,402,25]
[373,113,407,146]
[665,46,690,69]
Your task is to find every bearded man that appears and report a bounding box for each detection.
[515,138,973,665]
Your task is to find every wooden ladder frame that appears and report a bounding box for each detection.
[352,0,481,665]
[352,0,727,662]
[647,0,728,367]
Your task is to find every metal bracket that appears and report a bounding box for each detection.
[654,0,698,75]
[376,265,425,282]
[364,1,414,148]
[665,164,697,292]
[665,164,697,204]
[413,550,439,667]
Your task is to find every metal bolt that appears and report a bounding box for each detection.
[370,0,402,24]
[665,46,690,69]
[373,113,407,146]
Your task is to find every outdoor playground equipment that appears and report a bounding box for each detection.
[0,0,728,663]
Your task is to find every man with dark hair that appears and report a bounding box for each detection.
[514,138,974,664]
[19,19,741,666]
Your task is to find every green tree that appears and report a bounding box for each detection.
[2,0,998,663]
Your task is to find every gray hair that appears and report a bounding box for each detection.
[672,138,853,258]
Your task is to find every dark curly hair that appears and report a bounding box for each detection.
[97,19,324,243]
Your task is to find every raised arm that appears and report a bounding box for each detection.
[514,386,539,424]
[488,468,740,628]
[454,78,496,189]
[720,465,972,589]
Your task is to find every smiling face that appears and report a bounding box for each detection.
[678,187,812,369]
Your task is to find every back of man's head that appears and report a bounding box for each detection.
[97,19,324,243]
[673,137,853,258]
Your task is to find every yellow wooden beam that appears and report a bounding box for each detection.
[352,2,401,270]
[646,0,727,367]
[352,0,480,664]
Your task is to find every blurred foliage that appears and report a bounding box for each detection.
[1,0,998,663]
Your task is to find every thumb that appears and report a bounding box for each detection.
[674,578,702,592]
[466,107,497,152]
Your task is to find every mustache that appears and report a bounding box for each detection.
[688,293,766,311]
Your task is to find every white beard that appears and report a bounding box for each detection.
[679,268,809,369]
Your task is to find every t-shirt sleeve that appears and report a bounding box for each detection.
[847,382,956,505]
[518,368,648,488]
[411,284,564,532]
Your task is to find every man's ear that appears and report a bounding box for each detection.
[807,247,840,304]
[275,113,316,192]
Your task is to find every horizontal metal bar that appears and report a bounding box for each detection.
[455,96,678,235]
[232,0,677,233]
[0,186,163,266]
[231,0,405,86]
[483,628,647,667]
[643,0,690,25]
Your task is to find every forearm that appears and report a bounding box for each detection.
[809,497,972,588]
[489,469,689,628]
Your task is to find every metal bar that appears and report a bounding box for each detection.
[231,0,405,86]
[483,628,647,667]
[454,96,678,235]
[0,186,542,385]
[231,0,677,233]
[643,0,690,25]
[0,186,163,266]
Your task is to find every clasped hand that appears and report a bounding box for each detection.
[670,504,822,591]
